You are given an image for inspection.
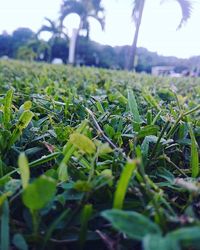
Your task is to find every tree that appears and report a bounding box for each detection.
[51,37,69,63]
[16,46,37,61]
[37,18,62,39]
[12,28,35,57]
[26,39,51,61]
[0,32,13,57]
[127,0,193,71]
[37,18,67,61]
[60,0,105,65]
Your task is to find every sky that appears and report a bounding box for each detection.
[0,0,200,58]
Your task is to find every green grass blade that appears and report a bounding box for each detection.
[42,209,70,249]
[79,204,93,249]
[29,152,60,168]
[137,125,159,139]
[113,160,138,209]
[18,153,30,189]
[3,89,13,129]
[127,89,142,123]
[1,200,9,250]
[189,124,199,178]
[142,89,160,111]
[8,110,34,148]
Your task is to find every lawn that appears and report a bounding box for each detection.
[0,60,200,249]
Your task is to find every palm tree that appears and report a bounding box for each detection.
[127,0,193,71]
[60,0,105,65]
[37,18,62,39]
[37,18,67,61]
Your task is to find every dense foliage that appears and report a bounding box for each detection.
[0,60,200,249]
[1,28,200,72]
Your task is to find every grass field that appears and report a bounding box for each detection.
[0,60,200,249]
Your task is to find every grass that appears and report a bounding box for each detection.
[0,59,200,249]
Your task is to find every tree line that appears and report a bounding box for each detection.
[0,0,194,71]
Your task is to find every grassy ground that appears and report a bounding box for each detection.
[0,60,200,249]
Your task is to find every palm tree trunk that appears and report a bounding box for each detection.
[68,20,83,65]
[126,0,145,71]
[68,28,78,65]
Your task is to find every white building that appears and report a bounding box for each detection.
[151,66,174,76]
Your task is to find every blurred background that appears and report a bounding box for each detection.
[0,0,199,76]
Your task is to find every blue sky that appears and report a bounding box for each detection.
[0,0,200,58]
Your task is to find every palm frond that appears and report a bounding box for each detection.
[44,18,56,30]
[37,25,53,37]
[37,18,62,38]
[88,14,105,30]
[174,0,193,29]
[60,0,85,23]
[132,0,144,24]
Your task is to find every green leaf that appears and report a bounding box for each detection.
[0,200,9,250]
[168,226,200,248]
[188,125,199,178]
[73,180,92,193]
[104,124,115,138]
[12,234,28,250]
[69,133,96,155]
[95,101,104,113]
[79,204,93,248]
[18,153,30,189]
[141,135,167,164]
[4,180,21,196]
[113,160,137,209]
[3,89,13,129]
[143,234,179,250]
[127,89,142,123]
[17,110,34,131]
[57,162,69,182]
[9,110,34,148]
[22,176,56,210]
[21,101,32,111]
[142,89,160,111]
[100,169,113,186]
[137,125,159,139]
[102,209,161,240]
[57,120,89,181]
[97,142,113,156]
[108,91,127,105]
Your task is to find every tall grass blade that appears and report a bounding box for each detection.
[79,204,93,249]
[43,209,70,249]
[3,89,13,129]
[142,89,160,111]
[1,200,9,250]
[189,124,199,178]
[113,160,138,209]
[18,153,30,189]
[127,89,142,123]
